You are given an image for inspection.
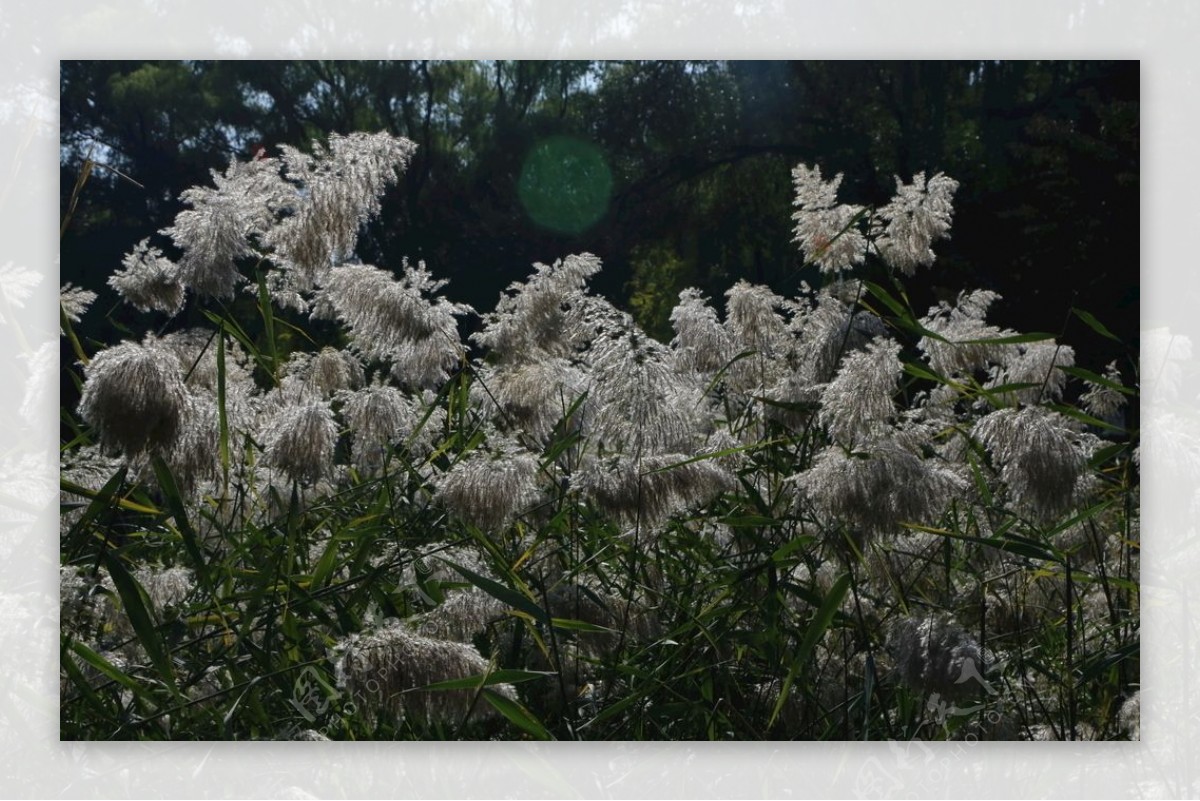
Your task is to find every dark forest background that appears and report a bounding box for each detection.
[59,60,1138,367]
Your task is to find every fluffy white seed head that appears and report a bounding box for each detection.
[155,328,256,396]
[574,452,735,529]
[332,620,514,727]
[988,340,1075,406]
[266,132,417,290]
[973,406,1095,520]
[407,588,508,645]
[132,566,196,615]
[472,253,603,361]
[78,339,190,457]
[670,288,736,376]
[791,164,868,274]
[795,288,887,386]
[60,282,98,322]
[433,439,541,534]
[792,441,965,536]
[588,323,705,457]
[163,392,221,492]
[819,337,902,446]
[108,239,186,315]
[887,613,984,700]
[1119,690,1140,740]
[162,156,287,299]
[340,382,421,471]
[724,280,792,357]
[1080,361,1128,423]
[918,289,1018,377]
[285,346,364,398]
[314,260,469,388]
[261,400,339,484]
[471,358,588,443]
[60,446,126,533]
[873,172,960,276]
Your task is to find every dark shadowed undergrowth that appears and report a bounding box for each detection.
[60,132,1138,741]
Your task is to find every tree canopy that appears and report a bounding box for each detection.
[60,60,1138,355]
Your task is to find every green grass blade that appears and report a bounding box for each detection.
[1072,308,1122,342]
[150,456,208,590]
[62,467,128,555]
[441,559,549,625]
[101,551,181,699]
[67,639,160,705]
[481,688,553,740]
[216,321,231,483]
[416,669,556,692]
[769,572,850,729]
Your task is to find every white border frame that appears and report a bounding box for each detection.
[2,2,1192,797]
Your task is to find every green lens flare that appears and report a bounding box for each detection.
[517,136,613,234]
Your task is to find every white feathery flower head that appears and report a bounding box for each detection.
[433,438,541,534]
[1080,360,1128,423]
[261,400,339,484]
[873,171,959,276]
[314,260,469,388]
[162,157,284,299]
[988,340,1075,406]
[332,619,515,726]
[795,287,887,385]
[316,261,445,345]
[887,613,984,700]
[408,588,508,645]
[973,405,1094,520]
[471,358,588,442]
[305,346,364,398]
[724,280,792,356]
[561,292,635,354]
[720,281,826,424]
[588,324,702,456]
[163,392,222,492]
[399,542,498,587]
[1119,690,1140,740]
[60,283,97,323]
[472,253,604,360]
[918,289,1017,377]
[84,565,195,653]
[131,566,195,615]
[61,565,103,636]
[818,337,902,446]
[574,452,734,529]
[156,328,256,395]
[291,729,330,742]
[385,318,469,389]
[78,338,190,457]
[791,164,867,274]
[312,347,364,395]
[340,382,420,471]
[791,441,964,536]
[107,239,185,315]
[61,446,125,532]
[266,132,416,288]
[670,288,735,376]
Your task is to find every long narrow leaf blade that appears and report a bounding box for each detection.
[101,551,180,698]
[481,688,553,740]
[770,573,850,728]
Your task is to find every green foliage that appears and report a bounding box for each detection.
[627,243,692,340]
[59,110,1138,742]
